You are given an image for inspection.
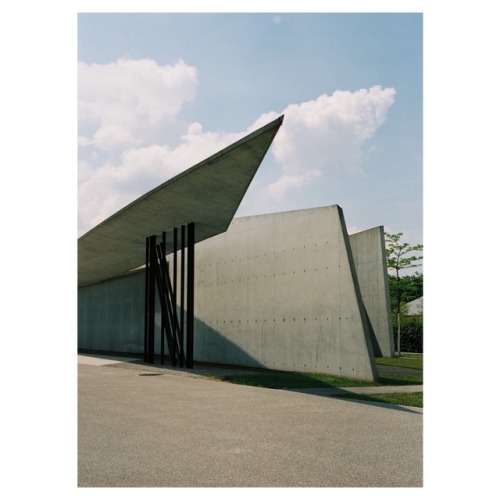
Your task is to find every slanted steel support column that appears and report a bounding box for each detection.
[160,231,167,365]
[155,243,176,365]
[186,222,195,368]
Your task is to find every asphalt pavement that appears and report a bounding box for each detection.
[78,354,423,487]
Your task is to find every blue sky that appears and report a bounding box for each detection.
[78,12,423,246]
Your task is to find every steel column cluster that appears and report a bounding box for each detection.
[143,222,195,368]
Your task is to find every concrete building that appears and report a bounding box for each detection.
[78,206,394,381]
[78,115,394,382]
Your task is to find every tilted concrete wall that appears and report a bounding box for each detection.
[192,205,378,381]
[349,227,395,357]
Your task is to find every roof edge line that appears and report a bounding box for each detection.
[79,115,284,241]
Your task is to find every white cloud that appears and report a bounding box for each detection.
[78,56,396,235]
[78,136,93,147]
[78,58,202,234]
[263,86,396,199]
[266,170,321,200]
[78,58,198,154]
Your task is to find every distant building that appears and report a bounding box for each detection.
[406,297,423,316]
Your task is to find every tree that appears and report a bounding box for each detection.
[385,232,423,356]
[388,272,423,313]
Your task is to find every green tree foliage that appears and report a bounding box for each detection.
[398,315,423,353]
[388,273,423,313]
[385,233,423,355]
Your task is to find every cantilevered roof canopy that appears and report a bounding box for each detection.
[78,115,284,287]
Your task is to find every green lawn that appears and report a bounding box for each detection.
[222,371,422,389]
[331,392,423,408]
[375,352,423,370]
[222,372,380,389]
[220,353,423,407]
[378,372,423,385]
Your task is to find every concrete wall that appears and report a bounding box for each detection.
[349,227,395,357]
[78,205,389,381]
[78,270,151,353]
[191,205,378,381]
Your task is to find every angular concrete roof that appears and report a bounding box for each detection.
[78,115,284,287]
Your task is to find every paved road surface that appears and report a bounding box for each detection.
[78,356,423,487]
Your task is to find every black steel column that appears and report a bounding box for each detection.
[180,225,186,367]
[143,236,150,362]
[173,227,178,306]
[160,231,166,365]
[186,222,195,368]
[155,242,176,365]
[147,234,156,363]
[173,227,184,367]
[144,225,193,368]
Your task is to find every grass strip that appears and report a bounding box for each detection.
[222,372,376,389]
[375,354,423,370]
[378,373,423,385]
[331,392,423,408]
[221,354,423,389]
[223,368,422,389]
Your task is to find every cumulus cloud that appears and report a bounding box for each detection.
[78,56,396,235]
[263,86,396,199]
[266,170,321,200]
[78,58,202,234]
[78,58,198,154]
